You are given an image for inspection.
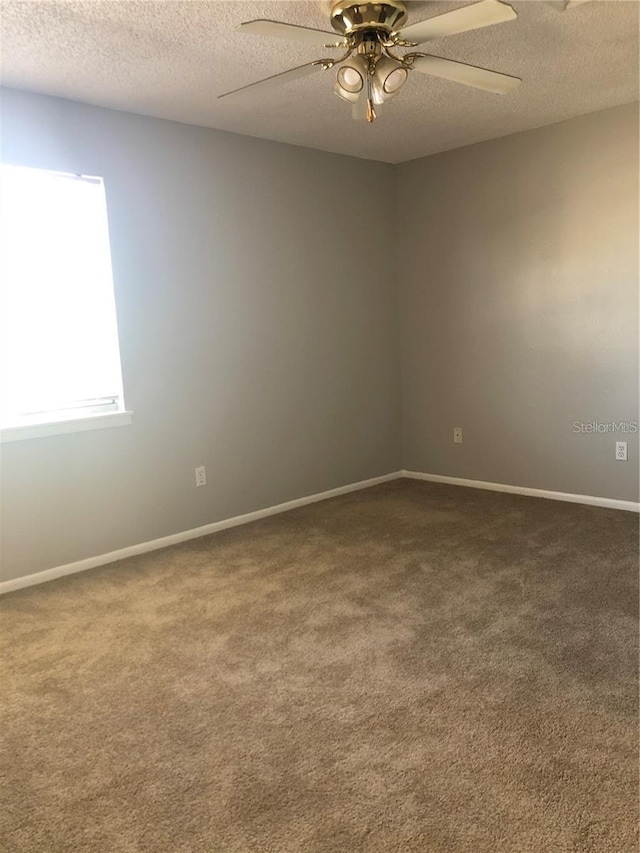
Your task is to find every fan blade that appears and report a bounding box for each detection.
[238,20,348,48]
[396,0,516,45]
[411,55,521,94]
[564,0,592,8]
[218,62,325,100]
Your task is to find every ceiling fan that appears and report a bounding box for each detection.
[218,0,521,123]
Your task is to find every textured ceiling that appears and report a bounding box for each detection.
[1,0,638,163]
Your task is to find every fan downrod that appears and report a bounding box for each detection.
[330,1,408,35]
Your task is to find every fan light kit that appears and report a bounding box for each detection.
[219,0,522,122]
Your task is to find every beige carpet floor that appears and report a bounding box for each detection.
[1,479,638,852]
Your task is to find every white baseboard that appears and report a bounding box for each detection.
[403,470,640,513]
[0,471,403,595]
[3,468,636,595]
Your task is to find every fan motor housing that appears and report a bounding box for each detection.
[330,1,408,35]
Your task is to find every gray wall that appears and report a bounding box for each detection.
[398,102,639,502]
[1,93,638,583]
[0,89,401,581]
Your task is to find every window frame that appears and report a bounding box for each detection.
[1,409,133,443]
[0,164,133,443]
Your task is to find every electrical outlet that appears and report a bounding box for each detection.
[615,442,627,461]
[453,427,463,444]
[195,465,207,486]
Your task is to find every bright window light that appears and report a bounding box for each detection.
[0,165,126,429]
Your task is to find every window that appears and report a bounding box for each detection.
[0,164,131,441]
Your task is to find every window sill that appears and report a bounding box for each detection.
[0,410,134,443]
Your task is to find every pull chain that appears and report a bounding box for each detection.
[366,65,376,123]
